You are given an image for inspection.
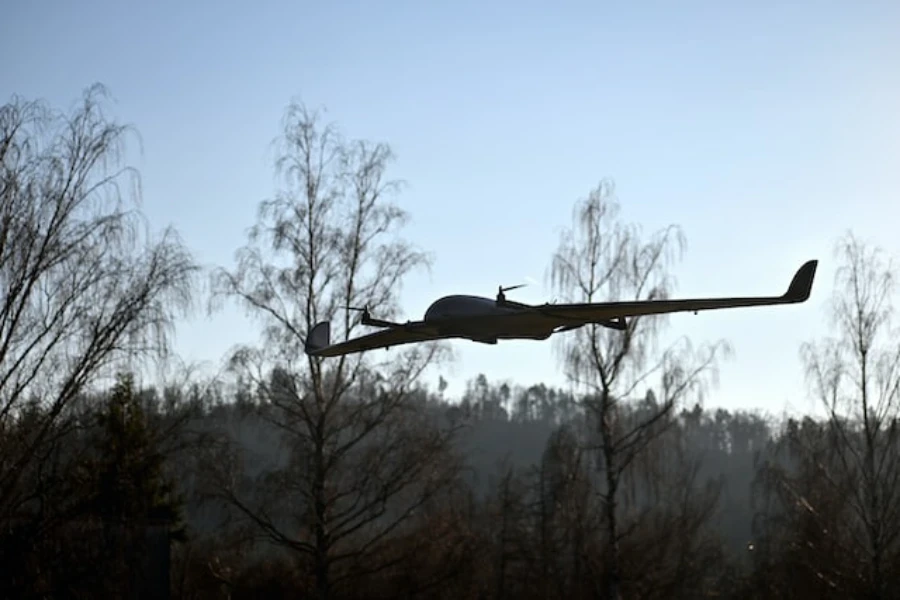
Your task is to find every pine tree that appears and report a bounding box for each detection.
[91,371,186,595]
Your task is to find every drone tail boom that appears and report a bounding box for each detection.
[305,322,331,355]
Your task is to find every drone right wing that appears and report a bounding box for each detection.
[536,259,818,324]
[304,321,449,358]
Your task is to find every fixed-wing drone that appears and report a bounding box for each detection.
[304,259,819,358]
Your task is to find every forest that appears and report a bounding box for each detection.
[1,85,899,600]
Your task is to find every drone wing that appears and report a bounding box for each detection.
[304,320,447,358]
[537,259,818,324]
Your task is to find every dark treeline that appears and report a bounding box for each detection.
[2,86,899,599]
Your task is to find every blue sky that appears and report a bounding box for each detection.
[4,0,899,416]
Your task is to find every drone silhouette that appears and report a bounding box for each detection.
[304,260,819,358]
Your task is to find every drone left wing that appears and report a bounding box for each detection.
[304,321,447,358]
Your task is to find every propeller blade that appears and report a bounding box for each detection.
[500,283,527,293]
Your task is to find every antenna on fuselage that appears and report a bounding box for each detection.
[496,283,527,306]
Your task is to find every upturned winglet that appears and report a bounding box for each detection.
[304,322,331,355]
[782,260,818,303]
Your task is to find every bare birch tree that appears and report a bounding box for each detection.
[799,231,900,600]
[547,179,730,600]
[208,102,462,600]
[0,84,197,594]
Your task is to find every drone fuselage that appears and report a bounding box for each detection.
[422,294,555,343]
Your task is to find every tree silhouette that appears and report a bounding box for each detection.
[0,85,196,596]
[208,101,463,599]
[88,371,186,596]
[796,232,900,599]
[547,179,730,599]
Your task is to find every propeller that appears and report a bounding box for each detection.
[496,283,527,304]
[345,303,401,329]
[346,304,371,322]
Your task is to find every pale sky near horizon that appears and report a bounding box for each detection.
[4,1,899,417]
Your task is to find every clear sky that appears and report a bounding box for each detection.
[4,0,899,416]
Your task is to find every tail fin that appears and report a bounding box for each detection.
[304,322,331,355]
[782,260,819,303]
